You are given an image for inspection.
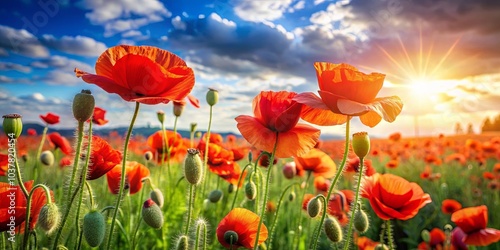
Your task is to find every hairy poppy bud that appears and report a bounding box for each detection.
[72,90,95,122]
[208,189,224,203]
[206,88,219,106]
[150,188,164,208]
[245,180,257,200]
[83,210,106,247]
[190,122,197,133]
[173,102,184,117]
[2,114,23,139]
[307,196,322,218]
[184,149,203,185]
[223,230,239,245]
[354,208,370,233]
[144,151,153,161]
[324,217,343,243]
[283,162,297,179]
[352,132,370,159]
[288,191,296,202]
[228,184,235,194]
[142,199,163,229]
[40,150,55,166]
[375,244,389,250]
[176,235,189,250]
[157,110,165,124]
[421,229,430,243]
[38,203,60,234]
[248,151,253,162]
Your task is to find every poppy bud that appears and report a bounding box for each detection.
[248,151,253,162]
[173,102,184,117]
[245,180,257,200]
[307,197,322,218]
[176,235,189,250]
[157,110,165,124]
[375,244,389,250]
[83,210,106,247]
[2,114,23,139]
[142,199,164,229]
[283,162,297,179]
[223,230,239,245]
[227,184,235,194]
[208,189,224,203]
[195,131,202,138]
[144,151,153,161]
[354,208,369,233]
[40,150,55,166]
[324,217,343,243]
[206,88,219,106]
[421,229,430,243]
[150,188,164,208]
[72,90,95,122]
[38,203,60,234]
[352,132,370,159]
[288,191,296,202]
[184,149,203,185]
[190,122,197,133]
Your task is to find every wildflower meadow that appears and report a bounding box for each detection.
[1,45,499,250]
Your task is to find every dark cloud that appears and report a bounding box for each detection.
[0,25,49,57]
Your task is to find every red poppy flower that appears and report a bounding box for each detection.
[59,156,72,168]
[356,236,379,250]
[0,154,7,176]
[75,45,195,105]
[327,190,353,225]
[235,91,320,158]
[217,208,268,249]
[106,161,150,195]
[294,148,336,178]
[47,132,72,155]
[40,112,60,125]
[86,136,122,180]
[361,173,432,220]
[91,107,109,125]
[294,63,403,127]
[441,199,462,214]
[451,205,500,246]
[388,132,402,142]
[0,181,54,232]
[27,128,37,136]
[147,130,186,162]
[314,176,330,192]
[385,159,399,169]
[429,228,446,248]
[451,227,468,250]
[345,158,376,176]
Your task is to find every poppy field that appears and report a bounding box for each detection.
[1,45,500,250]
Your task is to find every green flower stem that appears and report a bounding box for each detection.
[268,182,299,250]
[344,157,364,250]
[252,133,279,250]
[190,127,195,148]
[67,121,85,199]
[106,102,140,250]
[230,163,251,211]
[311,195,327,250]
[85,181,95,208]
[184,184,195,235]
[22,184,52,250]
[310,117,350,249]
[34,125,48,181]
[74,122,93,250]
[194,220,207,250]
[386,220,395,250]
[202,105,214,195]
[293,171,312,250]
[12,139,28,198]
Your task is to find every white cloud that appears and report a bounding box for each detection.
[0,62,31,73]
[233,0,293,22]
[42,70,84,86]
[171,16,187,30]
[41,35,107,56]
[0,75,14,83]
[0,25,49,57]
[121,30,142,37]
[31,55,93,72]
[0,48,8,56]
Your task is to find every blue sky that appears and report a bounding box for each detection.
[1,0,500,138]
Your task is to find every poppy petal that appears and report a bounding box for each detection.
[337,96,403,127]
[76,70,131,98]
[187,94,200,108]
[464,228,500,246]
[235,115,277,154]
[274,124,321,158]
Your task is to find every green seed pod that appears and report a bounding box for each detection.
[288,191,296,202]
[352,132,370,159]
[2,114,23,139]
[142,199,164,229]
[307,197,322,218]
[206,88,219,106]
[184,149,203,185]
[223,230,239,245]
[37,203,60,234]
[176,235,189,250]
[324,217,343,243]
[157,110,165,124]
[83,210,106,247]
[150,188,164,208]
[40,150,55,166]
[208,189,224,203]
[354,209,370,233]
[245,181,257,200]
[72,90,95,122]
